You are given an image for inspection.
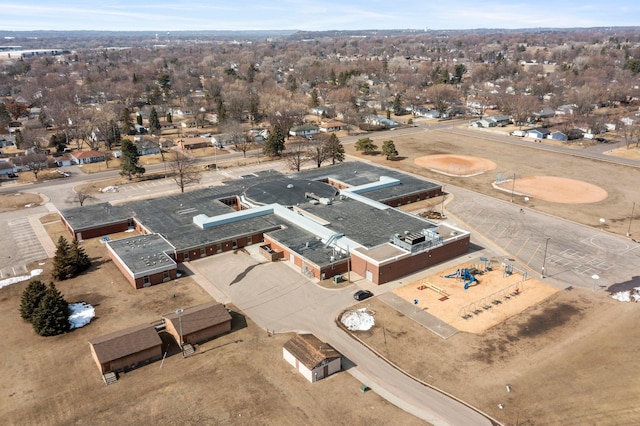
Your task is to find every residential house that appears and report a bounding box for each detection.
[180,118,197,128]
[71,150,105,165]
[136,140,161,156]
[363,115,399,129]
[549,131,568,141]
[412,107,440,119]
[555,104,576,116]
[533,108,555,121]
[0,160,16,175]
[526,128,551,139]
[158,121,175,131]
[319,120,345,133]
[311,106,333,117]
[177,138,210,150]
[289,124,320,137]
[52,153,73,167]
[283,334,342,383]
[0,135,16,148]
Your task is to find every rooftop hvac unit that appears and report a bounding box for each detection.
[319,197,332,205]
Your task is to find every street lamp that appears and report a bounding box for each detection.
[627,202,636,237]
[591,274,599,292]
[175,308,184,357]
[541,237,550,279]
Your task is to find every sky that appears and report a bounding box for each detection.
[0,1,639,32]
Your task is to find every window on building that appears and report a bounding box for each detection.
[232,239,238,249]
[143,276,150,284]
[163,271,170,280]
[217,244,222,253]
[200,247,206,256]
[184,252,190,261]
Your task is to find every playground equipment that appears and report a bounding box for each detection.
[417,280,450,299]
[458,282,525,319]
[444,268,478,290]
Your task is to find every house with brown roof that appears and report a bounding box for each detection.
[88,323,163,375]
[177,137,211,150]
[283,334,342,383]
[163,301,231,347]
[70,150,105,165]
[319,120,345,133]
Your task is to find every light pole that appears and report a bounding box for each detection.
[591,274,599,292]
[511,173,516,202]
[175,308,184,357]
[541,237,550,279]
[627,202,636,237]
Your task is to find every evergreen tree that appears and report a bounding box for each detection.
[216,98,227,124]
[263,126,286,157]
[105,119,121,150]
[310,88,320,108]
[52,236,74,280]
[120,138,145,180]
[324,133,345,165]
[31,283,70,337]
[20,279,47,323]
[355,137,377,155]
[393,93,403,115]
[329,68,337,85]
[120,107,133,133]
[70,239,91,275]
[287,74,298,94]
[149,107,161,134]
[382,140,399,160]
[136,113,143,126]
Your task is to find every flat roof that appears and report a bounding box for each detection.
[61,203,133,231]
[296,196,438,249]
[107,234,176,277]
[293,162,441,202]
[60,163,461,267]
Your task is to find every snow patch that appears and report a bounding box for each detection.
[69,302,95,329]
[0,269,44,289]
[100,185,119,193]
[341,307,375,331]
[611,287,640,302]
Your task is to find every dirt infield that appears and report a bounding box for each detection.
[496,176,608,204]
[394,261,558,334]
[414,154,497,176]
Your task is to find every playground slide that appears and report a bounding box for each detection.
[464,274,478,290]
[444,270,460,279]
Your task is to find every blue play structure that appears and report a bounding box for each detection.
[444,268,478,290]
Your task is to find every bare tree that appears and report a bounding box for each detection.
[73,188,95,206]
[22,153,48,180]
[426,84,460,118]
[169,151,202,193]
[307,138,328,168]
[285,140,310,172]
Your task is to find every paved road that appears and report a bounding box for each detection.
[187,250,493,426]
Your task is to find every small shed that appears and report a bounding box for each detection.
[163,301,232,347]
[88,323,163,374]
[283,334,342,383]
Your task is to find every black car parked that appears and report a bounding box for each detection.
[353,290,373,301]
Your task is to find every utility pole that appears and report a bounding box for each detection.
[175,308,184,357]
[541,237,550,278]
[627,201,636,237]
